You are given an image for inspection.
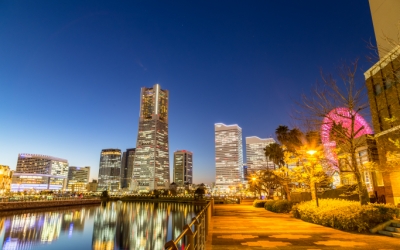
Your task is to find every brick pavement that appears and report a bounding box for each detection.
[206,203,400,249]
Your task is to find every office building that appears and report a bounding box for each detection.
[66,166,90,192]
[214,123,243,192]
[12,153,68,191]
[16,153,68,176]
[133,84,170,191]
[365,0,400,204]
[246,136,276,174]
[173,150,193,186]
[98,149,121,191]
[120,148,135,189]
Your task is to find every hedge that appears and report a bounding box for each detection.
[253,199,267,208]
[292,198,399,232]
[264,200,293,213]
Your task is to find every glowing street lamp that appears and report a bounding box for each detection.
[307,150,317,156]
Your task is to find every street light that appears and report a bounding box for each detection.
[307,149,319,207]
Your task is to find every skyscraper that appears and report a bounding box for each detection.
[214,123,243,192]
[98,149,121,191]
[133,84,170,191]
[66,166,90,192]
[173,150,193,186]
[120,148,136,189]
[246,136,276,175]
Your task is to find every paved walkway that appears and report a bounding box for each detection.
[206,203,400,249]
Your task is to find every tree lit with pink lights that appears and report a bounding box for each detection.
[296,60,373,205]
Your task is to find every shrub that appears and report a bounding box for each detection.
[264,200,293,213]
[264,200,276,211]
[292,198,399,232]
[253,199,267,208]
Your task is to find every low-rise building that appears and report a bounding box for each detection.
[87,180,98,192]
[0,165,12,194]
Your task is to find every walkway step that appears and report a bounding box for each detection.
[379,230,393,237]
[392,223,400,228]
[393,232,400,238]
[386,226,400,233]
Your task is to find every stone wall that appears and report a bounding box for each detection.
[0,199,101,211]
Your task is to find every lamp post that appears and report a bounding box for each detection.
[307,150,319,207]
[251,177,258,198]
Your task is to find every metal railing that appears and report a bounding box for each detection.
[164,199,214,250]
[0,196,100,202]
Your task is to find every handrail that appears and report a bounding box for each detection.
[165,199,213,250]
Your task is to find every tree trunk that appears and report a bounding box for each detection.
[310,179,316,200]
[354,171,369,205]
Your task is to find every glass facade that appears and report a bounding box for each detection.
[98,149,121,191]
[245,136,276,177]
[67,166,90,192]
[214,123,243,192]
[173,150,193,186]
[133,84,170,191]
[120,148,136,189]
[11,173,67,191]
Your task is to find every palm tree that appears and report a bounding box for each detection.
[275,125,290,145]
[275,125,303,152]
[264,143,285,169]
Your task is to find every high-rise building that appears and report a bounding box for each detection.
[98,149,121,191]
[246,136,276,175]
[133,84,170,191]
[66,166,90,192]
[173,150,193,186]
[214,123,243,192]
[12,154,68,191]
[365,0,400,205]
[120,148,136,189]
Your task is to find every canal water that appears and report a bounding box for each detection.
[0,202,201,250]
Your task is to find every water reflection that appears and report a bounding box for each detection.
[0,202,200,250]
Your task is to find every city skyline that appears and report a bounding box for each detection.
[1,1,377,184]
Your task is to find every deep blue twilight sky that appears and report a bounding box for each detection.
[1,1,376,184]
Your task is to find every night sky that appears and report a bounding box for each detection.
[1,1,376,184]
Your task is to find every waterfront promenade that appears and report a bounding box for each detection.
[207,201,400,249]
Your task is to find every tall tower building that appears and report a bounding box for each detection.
[246,136,276,176]
[214,123,243,192]
[98,149,121,191]
[173,150,193,186]
[133,84,170,191]
[120,148,136,189]
[67,166,90,192]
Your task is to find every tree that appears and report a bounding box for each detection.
[264,143,285,169]
[248,170,281,199]
[295,60,371,205]
[275,125,303,152]
[284,147,331,201]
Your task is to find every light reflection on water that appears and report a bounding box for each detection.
[0,202,201,250]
